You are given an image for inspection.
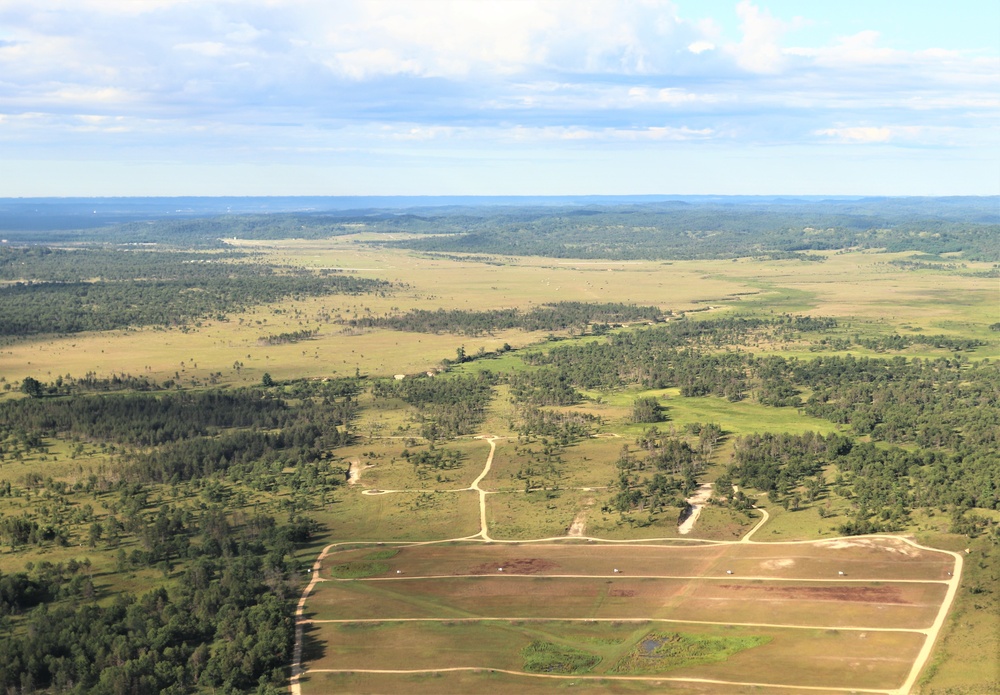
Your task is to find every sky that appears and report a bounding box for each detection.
[0,0,998,197]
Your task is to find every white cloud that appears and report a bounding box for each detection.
[46,86,134,104]
[504,124,715,143]
[306,0,706,78]
[816,126,893,143]
[730,0,794,73]
[788,31,896,67]
[815,125,930,143]
[0,0,996,191]
[627,87,721,106]
[325,48,421,80]
[175,41,230,57]
[364,122,716,144]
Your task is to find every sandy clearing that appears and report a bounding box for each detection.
[678,483,713,535]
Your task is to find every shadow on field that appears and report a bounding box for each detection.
[301,621,326,664]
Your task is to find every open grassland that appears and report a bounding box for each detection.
[307,488,482,543]
[307,574,945,629]
[649,391,841,438]
[3,245,996,389]
[482,436,622,492]
[303,670,863,695]
[304,619,923,691]
[485,488,619,540]
[909,532,1000,695]
[753,496,863,541]
[318,539,954,583]
[334,437,487,491]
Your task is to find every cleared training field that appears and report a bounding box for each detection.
[301,537,957,693]
[304,619,923,691]
[302,670,837,695]
[302,670,860,695]
[305,575,945,629]
[318,536,954,582]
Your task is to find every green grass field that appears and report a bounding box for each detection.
[305,619,922,690]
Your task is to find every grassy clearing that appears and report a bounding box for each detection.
[318,539,954,582]
[310,488,481,542]
[750,497,855,541]
[657,391,840,438]
[483,436,621,493]
[307,618,922,690]
[486,489,595,540]
[327,548,401,578]
[914,534,1000,695]
[336,436,488,491]
[303,670,826,695]
[328,561,390,579]
[307,574,944,629]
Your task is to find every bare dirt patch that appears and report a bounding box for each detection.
[718,584,911,604]
[608,589,637,597]
[678,483,713,535]
[761,558,796,570]
[468,558,560,575]
[819,537,923,558]
[347,458,375,485]
[568,510,588,537]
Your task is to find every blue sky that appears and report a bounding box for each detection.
[0,1,997,196]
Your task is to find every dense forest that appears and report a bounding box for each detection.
[0,511,301,694]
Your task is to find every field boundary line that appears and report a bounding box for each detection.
[305,616,931,634]
[304,667,896,694]
[334,573,949,585]
[896,542,964,694]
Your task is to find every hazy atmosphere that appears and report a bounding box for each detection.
[1,0,998,196]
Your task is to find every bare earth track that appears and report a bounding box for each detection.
[290,436,963,695]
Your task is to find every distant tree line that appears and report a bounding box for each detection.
[5,199,997,261]
[375,202,1000,262]
[351,302,666,336]
[258,328,318,346]
[0,247,390,336]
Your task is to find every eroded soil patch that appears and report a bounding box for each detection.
[468,558,560,575]
[718,584,910,604]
